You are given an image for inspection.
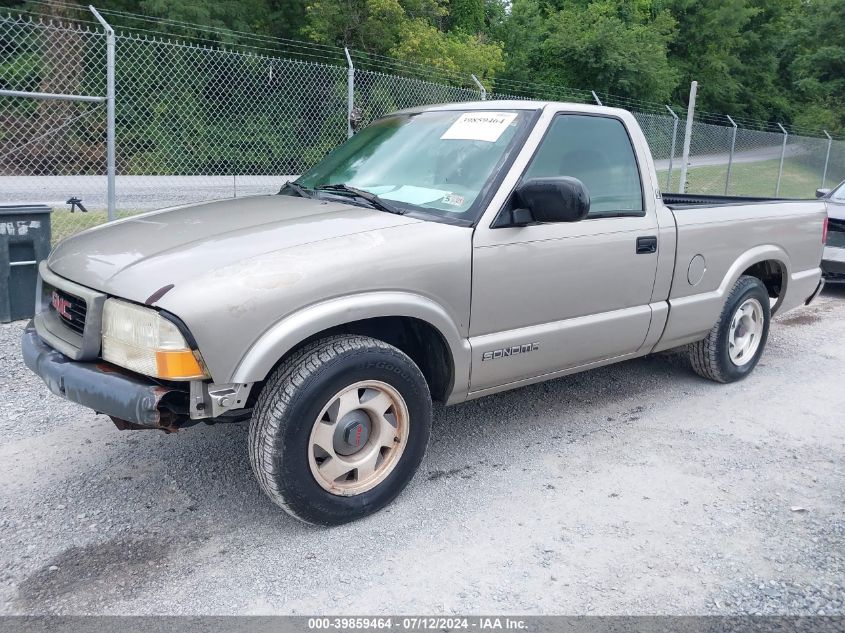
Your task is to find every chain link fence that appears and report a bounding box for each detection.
[2,10,844,243]
[113,32,348,210]
[0,15,108,241]
[355,69,480,127]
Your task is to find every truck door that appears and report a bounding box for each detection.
[469,112,660,393]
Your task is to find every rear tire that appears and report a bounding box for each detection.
[688,275,771,383]
[248,335,432,526]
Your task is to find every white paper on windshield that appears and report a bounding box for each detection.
[440,112,517,143]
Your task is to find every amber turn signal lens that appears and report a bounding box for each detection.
[155,349,207,380]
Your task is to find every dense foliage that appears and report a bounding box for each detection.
[4,0,844,132]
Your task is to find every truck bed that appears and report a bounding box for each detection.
[662,193,797,209]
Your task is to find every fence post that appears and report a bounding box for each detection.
[591,90,602,106]
[665,105,679,190]
[90,6,116,221]
[344,47,354,139]
[471,75,486,101]
[776,123,788,197]
[725,115,738,195]
[678,80,697,194]
[822,130,833,188]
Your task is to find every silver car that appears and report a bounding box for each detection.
[817,181,845,283]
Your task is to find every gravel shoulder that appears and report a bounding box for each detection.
[1,289,843,615]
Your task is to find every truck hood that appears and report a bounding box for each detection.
[48,194,420,302]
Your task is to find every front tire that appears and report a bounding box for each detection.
[688,275,771,383]
[248,335,432,525]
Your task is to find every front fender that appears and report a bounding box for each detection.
[230,291,471,403]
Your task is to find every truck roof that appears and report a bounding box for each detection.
[392,100,631,117]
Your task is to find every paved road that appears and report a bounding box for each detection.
[653,143,805,171]
[1,289,843,615]
[0,175,295,213]
[0,144,804,215]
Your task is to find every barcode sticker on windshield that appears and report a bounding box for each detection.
[440,112,517,143]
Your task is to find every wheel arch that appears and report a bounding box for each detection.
[655,245,790,352]
[740,259,787,311]
[718,245,791,301]
[726,247,790,315]
[231,292,471,403]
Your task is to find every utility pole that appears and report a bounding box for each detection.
[678,81,697,194]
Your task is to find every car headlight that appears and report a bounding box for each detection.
[102,298,208,380]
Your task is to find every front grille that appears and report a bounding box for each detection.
[828,218,845,248]
[49,287,87,336]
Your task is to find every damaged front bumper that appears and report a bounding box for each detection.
[21,322,189,431]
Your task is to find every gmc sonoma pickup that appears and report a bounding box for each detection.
[23,101,827,525]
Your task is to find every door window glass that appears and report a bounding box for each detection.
[522,115,644,217]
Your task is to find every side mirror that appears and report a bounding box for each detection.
[816,188,831,199]
[504,177,590,226]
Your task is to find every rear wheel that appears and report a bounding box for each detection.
[248,335,432,525]
[689,275,771,383]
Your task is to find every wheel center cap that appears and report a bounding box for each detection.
[736,317,751,340]
[333,410,371,456]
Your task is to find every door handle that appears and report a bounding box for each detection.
[636,236,657,254]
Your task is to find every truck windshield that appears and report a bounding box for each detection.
[294,110,529,222]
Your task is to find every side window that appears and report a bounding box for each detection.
[522,114,644,217]
[831,183,845,202]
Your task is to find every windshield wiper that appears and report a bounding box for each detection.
[280,180,313,198]
[316,183,405,215]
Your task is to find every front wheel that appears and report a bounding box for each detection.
[688,275,771,383]
[248,335,432,525]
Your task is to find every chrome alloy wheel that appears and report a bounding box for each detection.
[308,380,409,495]
[728,297,765,366]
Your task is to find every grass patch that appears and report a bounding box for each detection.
[658,158,824,198]
[51,210,140,245]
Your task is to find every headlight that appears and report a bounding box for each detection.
[102,298,208,380]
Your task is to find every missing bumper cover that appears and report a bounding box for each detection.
[22,322,189,429]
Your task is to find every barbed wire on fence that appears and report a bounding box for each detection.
[1,6,844,243]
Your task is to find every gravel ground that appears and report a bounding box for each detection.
[1,288,843,615]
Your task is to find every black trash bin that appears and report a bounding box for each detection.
[0,203,52,323]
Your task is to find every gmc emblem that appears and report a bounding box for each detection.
[51,290,72,320]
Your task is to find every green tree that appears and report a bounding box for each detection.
[449,0,484,33]
[782,0,845,133]
[391,18,503,79]
[304,0,401,51]
[7,0,845,131]
[265,0,310,41]
[130,0,278,40]
[666,0,797,119]
[500,0,678,103]
[304,0,503,80]
[483,0,507,34]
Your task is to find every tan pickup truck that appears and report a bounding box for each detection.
[23,101,827,525]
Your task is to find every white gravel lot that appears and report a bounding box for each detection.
[0,289,843,615]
